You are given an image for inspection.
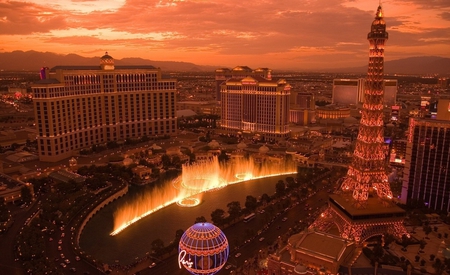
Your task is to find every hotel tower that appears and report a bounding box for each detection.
[219,68,291,139]
[32,53,177,162]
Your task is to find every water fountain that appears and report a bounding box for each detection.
[110,156,296,236]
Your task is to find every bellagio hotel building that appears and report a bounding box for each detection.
[32,53,177,162]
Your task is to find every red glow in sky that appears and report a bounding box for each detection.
[0,0,449,70]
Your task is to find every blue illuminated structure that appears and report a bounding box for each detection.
[178,223,229,275]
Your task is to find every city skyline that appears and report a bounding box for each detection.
[1,0,449,70]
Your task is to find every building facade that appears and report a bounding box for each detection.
[220,75,291,139]
[215,66,272,101]
[332,78,397,107]
[268,231,356,275]
[437,98,450,121]
[32,53,177,162]
[176,101,220,115]
[290,92,316,125]
[315,105,350,120]
[401,118,450,211]
[332,78,364,106]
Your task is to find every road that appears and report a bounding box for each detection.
[135,184,334,275]
[0,181,126,275]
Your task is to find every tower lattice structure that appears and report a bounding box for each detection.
[340,5,393,204]
[309,6,409,244]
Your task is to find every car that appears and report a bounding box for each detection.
[235,253,241,258]
[282,217,288,222]
[259,237,265,242]
[58,246,62,251]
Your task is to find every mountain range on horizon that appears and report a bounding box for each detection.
[0,50,449,75]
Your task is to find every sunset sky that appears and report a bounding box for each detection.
[0,0,449,70]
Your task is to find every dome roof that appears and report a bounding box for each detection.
[237,141,247,150]
[100,52,114,68]
[208,140,220,149]
[101,51,113,60]
[259,145,269,154]
[294,264,308,274]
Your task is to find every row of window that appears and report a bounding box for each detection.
[38,120,177,156]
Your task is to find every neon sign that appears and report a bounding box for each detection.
[178,250,194,269]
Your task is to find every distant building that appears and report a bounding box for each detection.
[0,174,33,202]
[438,77,449,88]
[132,165,153,181]
[290,92,316,125]
[220,75,291,139]
[48,169,86,185]
[384,79,398,107]
[32,52,177,162]
[437,98,450,121]
[401,117,450,211]
[176,101,220,115]
[215,66,272,101]
[389,139,407,166]
[332,78,397,107]
[332,79,364,106]
[315,105,350,120]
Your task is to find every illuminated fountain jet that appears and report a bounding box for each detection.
[111,156,296,236]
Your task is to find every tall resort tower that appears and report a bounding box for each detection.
[310,6,408,243]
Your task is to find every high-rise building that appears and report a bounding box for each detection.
[310,5,407,243]
[332,78,364,106]
[289,92,315,125]
[384,79,398,107]
[32,53,177,162]
[437,98,450,121]
[215,66,271,101]
[332,78,397,107]
[401,117,450,211]
[220,75,290,139]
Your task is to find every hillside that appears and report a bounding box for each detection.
[0,50,449,75]
[0,50,217,72]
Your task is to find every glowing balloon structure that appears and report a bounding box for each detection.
[178,223,229,275]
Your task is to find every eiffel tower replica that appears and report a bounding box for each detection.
[310,5,408,243]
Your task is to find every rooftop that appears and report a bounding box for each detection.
[290,230,354,262]
[329,194,406,217]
